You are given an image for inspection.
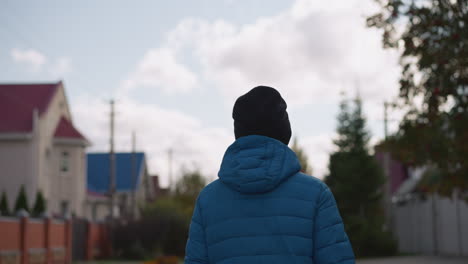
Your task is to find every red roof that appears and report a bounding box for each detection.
[0,82,60,133]
[54,116,87,140]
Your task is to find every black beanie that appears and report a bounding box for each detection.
[233,86,292,145]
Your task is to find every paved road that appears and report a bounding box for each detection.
[76,256,468,264]
[357,256,468,264]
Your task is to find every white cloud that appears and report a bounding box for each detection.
[121,47,198,95]
[49,57,73,76]
[142,0,401,106]
[11,48,47,71]
[300,133,335,179]
[11,48,73,77]
[97,0,403,183]
[72,96,232,187]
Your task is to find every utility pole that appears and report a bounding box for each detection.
[131,131,136,220]
[168,148,173,191]
[384,101,389,140]
[109,100,116,222]
[383,100,393,233]
[382,101,390,231]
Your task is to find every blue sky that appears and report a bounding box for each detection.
[0,0,402,186]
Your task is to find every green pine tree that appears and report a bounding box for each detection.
[32,190,46,217]
[14,185,29,214]
[0,191,10,216]
[291,137,313,175]
[325,95,396,257]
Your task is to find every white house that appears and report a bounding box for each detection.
[0,81,89,217]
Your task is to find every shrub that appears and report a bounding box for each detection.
[32,190,46,217]
[14,185,29,213]
[0,191,10,216]
[113,196,190,259]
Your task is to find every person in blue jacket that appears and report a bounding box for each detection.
[185,86,355,264]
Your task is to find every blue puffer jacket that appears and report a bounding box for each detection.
[185,135,355,264]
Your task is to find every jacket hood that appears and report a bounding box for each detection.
[218,135,301,194]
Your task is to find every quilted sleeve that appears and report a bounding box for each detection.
[184,197,208,264]
[313,184,355,264]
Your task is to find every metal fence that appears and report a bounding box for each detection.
[392,193,468,257]
[72,217,88,261]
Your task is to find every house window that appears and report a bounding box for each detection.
[60,200,69,217]
[92,203,97,221]
[60,151,69,172]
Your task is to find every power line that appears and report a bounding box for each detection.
[168,148,173,190]
[109,99,116,222]
[383,100,399,139]
[131,131,137,220]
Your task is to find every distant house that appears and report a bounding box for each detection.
[86,152,154,221]
[149,175,169,201]
[0,81,89,217]
[375,151,468,257]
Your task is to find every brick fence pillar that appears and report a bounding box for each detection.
[44,218,52,264]
[104,224,112,258]
[19,213,29,264]
[101,224,109,258]
[64,219,72,264]
[85,221,92,261]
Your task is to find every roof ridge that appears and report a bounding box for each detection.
[53,115,87,140]
[0,80,62,86]
[41,82,60,116]
[0,82,62,133]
